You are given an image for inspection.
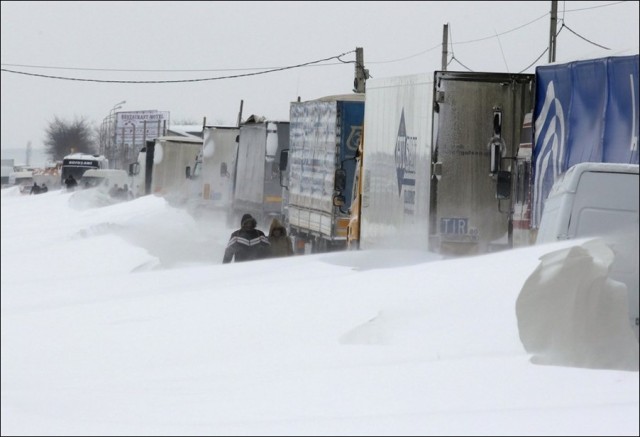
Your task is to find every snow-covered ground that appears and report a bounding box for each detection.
[1,187,638,436]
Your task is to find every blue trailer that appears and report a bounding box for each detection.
[531,55,639,227]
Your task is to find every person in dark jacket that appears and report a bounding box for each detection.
[64,174,78,191]
[222,214,270,263]
[268,218,294,258]
[29,182,41,195]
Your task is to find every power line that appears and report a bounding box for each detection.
[453,12,550,45]
[518,48,549,74]
[0,51,354,84]
[0,61,349,73]
[494,27,509,73]
[450,56,473,72]
[2,2,631,80]
[369,0,630,65]
[369,12,549,64]
[561,22,611,50]
[562,0,628,12]
[369,43,441,64]
[454,8,615,75]
[516,22,565,73]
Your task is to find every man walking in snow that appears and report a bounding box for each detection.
[64,174,78,191]
[222,214,270,263]
[29,181,41,195]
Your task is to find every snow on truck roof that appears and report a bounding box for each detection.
[308,93,365,102]
[549,162,639,195]
[62,153,107,161]
[156,136,203,144]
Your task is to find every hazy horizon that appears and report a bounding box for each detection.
[2,1,638,151]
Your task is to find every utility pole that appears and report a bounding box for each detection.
[237,99,244,127]
[25,141,32,166]
[442,23,449,71]
[106,100,125,167]
[354,47,369,93]
[548,0,558,63]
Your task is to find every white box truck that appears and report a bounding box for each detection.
[129,136,202,204]
[190,125,239,211]
[231,117,289,228]
[353,71,534,254]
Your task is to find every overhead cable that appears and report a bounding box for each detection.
[1,51,355,84]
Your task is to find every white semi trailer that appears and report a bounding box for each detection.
[129,136,202,204]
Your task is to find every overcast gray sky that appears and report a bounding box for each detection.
[1,1,638,152]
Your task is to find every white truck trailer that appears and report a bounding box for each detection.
[129,136,202,204]
[357,73,434,251]
[190,125,239,211]
[353,71,534,255]
[230,117,289,229]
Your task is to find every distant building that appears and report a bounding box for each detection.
[1,159,15,185]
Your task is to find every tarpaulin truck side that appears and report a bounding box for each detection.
[512,54,639,246]
[285,95,364,253]
[532,55,639,227]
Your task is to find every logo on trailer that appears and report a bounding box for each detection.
[394,109,417,213]
[532,81,566,227]
[64,160,97,166]
[346,125,362,153]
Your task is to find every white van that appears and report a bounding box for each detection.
[536,162,639,340]
[8,170,34,194]
[536,162,639,243]
[81,169,130,191]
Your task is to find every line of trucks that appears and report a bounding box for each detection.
[58,55,637,268]
[56,54,637,342]
[197,54,637,341]
[57,55,637,263]
[107,54,637,263]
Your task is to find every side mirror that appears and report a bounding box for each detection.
[185,166,191,179]
[490,141,501,175]
[129,162,139,176]
[493,111,502,136]
[334,168,346,192]
[279,149,289,172]
[496,170,511,199]
[220,162,228,177]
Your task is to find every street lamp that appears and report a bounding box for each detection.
[99,116,109,156]
[106,100,126,167]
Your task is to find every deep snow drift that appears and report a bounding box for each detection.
[1,187,638,436]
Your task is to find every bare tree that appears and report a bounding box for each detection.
[44,116,96,161]
[172,118,200,126]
